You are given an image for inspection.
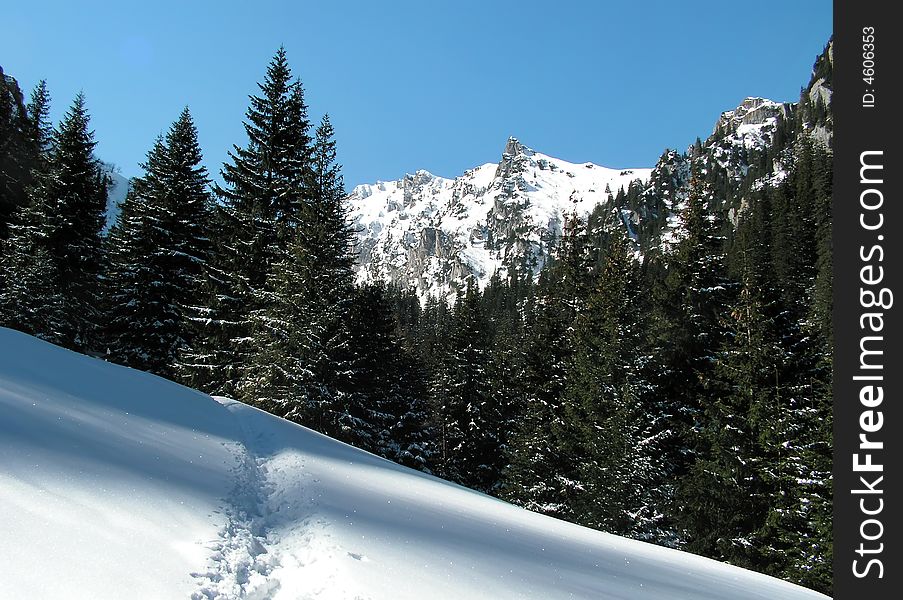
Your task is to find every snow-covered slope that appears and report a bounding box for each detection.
[621,94,800,254]
[347,138,651,300]
[102,162,130,232]
[0,327,829,599]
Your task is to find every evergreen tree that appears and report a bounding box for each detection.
[0,94,109,351]
[1,77,51,305]
[106,108,211,377]
[0,240,65,336]
[768,136,820,317]
[178,47,312,395]
[25,80,53,174]
[238,110,356,439]
[645,170,734,532]
[308,114,354,277]
[219,46,312,236]
[430,283,500,491]
[481,270,530,495]
[678,271,784,567]
[503,213,592,517]
[344,283,433,469]
[558,231,662,538]
[809,143,833,351]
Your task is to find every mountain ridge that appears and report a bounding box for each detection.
[347,136,652,300]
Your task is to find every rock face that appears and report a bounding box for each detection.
[346,138,652,300]
[715,97,793,135]
[804,40,833,149]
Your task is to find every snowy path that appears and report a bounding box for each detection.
[192,399,369,600]
[190,409,279,600]
[189,395,832,600]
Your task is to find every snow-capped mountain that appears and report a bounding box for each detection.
[607,46,832,258]
[102,163,130,232]
[710,97,793,178]
[643,96,796,250]
[347,137,652,300]
[346,37,833,302]
[0,327,830,599]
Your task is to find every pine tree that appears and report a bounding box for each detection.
[809,143,833,351]
[1,77,51,305]
[344,283,433,469]
[739,142,833,594]
[650,170,733,500]
[104,142,161,356]
[308,114,353,275]
[25,80,53,174]
[0,93,109,350]
[233,229,317,419]
[678,271,784,567]
[0,240,65,336]
[430,283,500,491]
[558,231,662,538]
[178,48,312,395]
[106,108,211,377]
[481,270,530,495]
[238,110,356,438]
[503,213,592,517]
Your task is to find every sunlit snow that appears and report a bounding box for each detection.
[0,328,829,599]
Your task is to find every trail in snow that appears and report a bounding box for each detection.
[190,431,279,600]
[193,398,370,600]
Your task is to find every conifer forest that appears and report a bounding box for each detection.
[0,41,834,594]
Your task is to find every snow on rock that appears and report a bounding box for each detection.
[102,162,130,232]
[0,327,830,599]
[708,97,792,181]
[346,138,652,301]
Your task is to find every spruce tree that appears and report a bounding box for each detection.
[809,142,833,351]
[646,169,734,538]
[430,283,500,491]
[0,93,108,350]
[678,272,784,567]
[238,110,356,438]
[344,283,433,469]
[178,47,311,395]
[1,77,50,307]
[558,231,661,538]
[482,270,530,495]
[503,213,592,517]
[25,80,53,174]
[106,108,211,377]
[742,142,832,594]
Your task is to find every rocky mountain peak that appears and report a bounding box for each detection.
[346,137,652,300]
[495,136,535,180]
[714,97,792,139]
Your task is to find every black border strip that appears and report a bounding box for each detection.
[834,2,900,597]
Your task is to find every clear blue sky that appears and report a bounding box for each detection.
[1,1,832,189]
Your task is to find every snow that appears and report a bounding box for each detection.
[0,327,829,599]
[102,162,130,232]
[346,138,652,301]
